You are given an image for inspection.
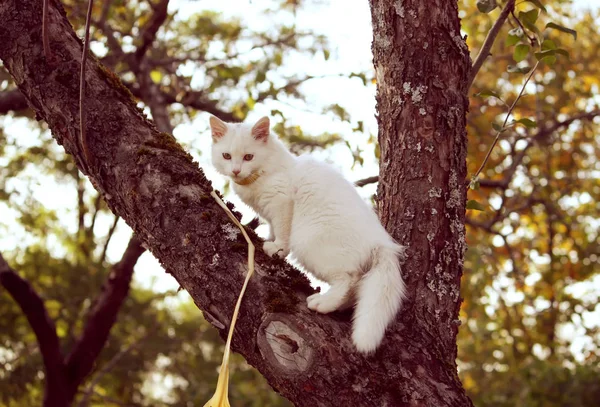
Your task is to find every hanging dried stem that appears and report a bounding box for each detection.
[204,190,256,407]
[79,0,95,171]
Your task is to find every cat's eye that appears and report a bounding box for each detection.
[244,154,254,161]
[222,153,231,160]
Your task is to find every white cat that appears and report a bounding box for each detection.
[209,115,406,353]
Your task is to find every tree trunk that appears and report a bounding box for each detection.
[0,0,472,405]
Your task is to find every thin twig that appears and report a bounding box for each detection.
[42,0,53,61]
[77,335,145,407]
[473,61,540,181]
[355,175,379,187]
[468,0,516,89]
[79,0,95,171]
[511,10,537,44]
[99,215,120,264]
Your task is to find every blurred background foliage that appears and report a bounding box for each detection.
[0,0,598,406]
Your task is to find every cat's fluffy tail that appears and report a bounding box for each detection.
[352,243,406,353]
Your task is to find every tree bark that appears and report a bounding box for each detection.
[0,0,472,405]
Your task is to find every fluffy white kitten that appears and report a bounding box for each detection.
[209,115,406,353]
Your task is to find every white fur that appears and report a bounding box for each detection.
[210,116,407,353]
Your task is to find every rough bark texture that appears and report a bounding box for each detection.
[0,0,472,405]
[371,0,472,404]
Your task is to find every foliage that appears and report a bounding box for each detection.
[460,0,600,405]
[0,0,599,405]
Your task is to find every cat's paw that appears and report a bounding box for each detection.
[306,293,339,314]
[263,241,289,258]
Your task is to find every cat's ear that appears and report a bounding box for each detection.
[251,116,270,142]
[209,116,228,142]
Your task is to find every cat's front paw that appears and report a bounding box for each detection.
[263,241,289,258]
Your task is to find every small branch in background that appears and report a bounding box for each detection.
[0,253,69,407]
[77,172,86,234]
[77,334,146,407]
[65,237,145,395]
[78,0,95,172]
[89,194,103,235]
[42,0,53,61]
[99,215,119,264]
[511,10,537,44]
[473,61,540,182]
[354,175,379,187]
[133,0,170,61]
[468,0,516,89]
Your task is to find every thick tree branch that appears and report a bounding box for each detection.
[0,253,69,407]
[64,236,144,396]
[468,0,516,89]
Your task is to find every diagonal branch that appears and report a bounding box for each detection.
[468,0,516,89]
[0,253,69,407]
[535,109,600,140]
[133,0,170,61]
[64,236,145,395]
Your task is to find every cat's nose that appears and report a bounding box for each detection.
[232,169,241,176]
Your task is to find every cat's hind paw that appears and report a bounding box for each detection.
[307,293,340,314]
[263,241,289,258]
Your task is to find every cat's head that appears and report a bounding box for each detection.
[209,115,271,183]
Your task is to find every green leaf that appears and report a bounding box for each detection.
[514,44,530,62]
[525,0,547,12]
[469,176,480,190]
[519,9,539,25]
[467,199,487,211]
[523,19,541,37]
[534,50,558,64]
[476,90,501,98]
[476,0,497,13]
[350,72,368,86]
[541,54,557,65]
[353,121,364,133]
[545,22,577,40]
[507,64,532,74]
[542,39,556,50]
[506,34,520,46]
[514,118,537,128]
[555,48,570,58]
[492,122,505,132]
